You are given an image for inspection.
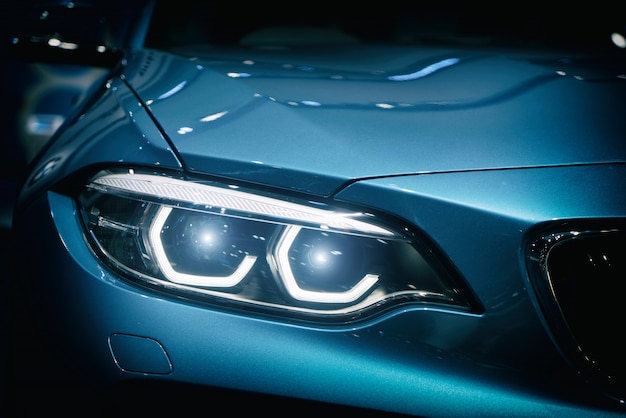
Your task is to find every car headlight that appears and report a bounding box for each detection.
[78,168,476,323]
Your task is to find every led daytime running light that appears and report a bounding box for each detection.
[274,225,379,303]
[92,173,393,236]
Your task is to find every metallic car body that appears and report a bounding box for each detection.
[8,3,626,417]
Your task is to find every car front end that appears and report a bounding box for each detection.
[8,3,626,416]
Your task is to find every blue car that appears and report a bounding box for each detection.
[8,1,626,416]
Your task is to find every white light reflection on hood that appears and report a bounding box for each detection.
[388,58,460,81]
[158,81,187,100]
[201,111,228,122]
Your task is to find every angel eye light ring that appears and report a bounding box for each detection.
[94,172,393,302]
[272,225,380,304]
[150,206,258,288]
[149,208,380,303]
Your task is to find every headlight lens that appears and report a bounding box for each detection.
[78,169,475,323]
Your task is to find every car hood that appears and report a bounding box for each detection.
[124,45,626,194]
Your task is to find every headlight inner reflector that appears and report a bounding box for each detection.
[78,170,475,323]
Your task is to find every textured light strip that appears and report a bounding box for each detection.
[92,172,393,236]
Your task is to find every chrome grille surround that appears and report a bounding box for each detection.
[527,224,626,402]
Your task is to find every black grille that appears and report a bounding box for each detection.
[528,227,626,400]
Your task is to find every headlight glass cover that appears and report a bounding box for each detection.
[78,169,475,323]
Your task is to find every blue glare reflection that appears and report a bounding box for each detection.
[388,58,460,81]
[158,81,187,99]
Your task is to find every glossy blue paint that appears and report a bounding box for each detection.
[120,48,626,196]
[337,164,626,222]
[335,164,626,310]
[18,76,182,205]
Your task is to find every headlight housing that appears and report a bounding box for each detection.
[77,168,476,323]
